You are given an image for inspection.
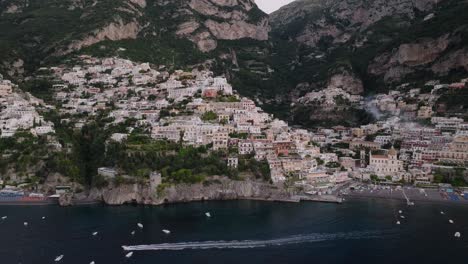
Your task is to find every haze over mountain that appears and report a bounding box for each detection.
[0,0,466,127]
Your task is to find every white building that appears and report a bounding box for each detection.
[238,140,254,155]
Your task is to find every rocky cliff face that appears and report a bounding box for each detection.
[181,0,270,52]
[368,33,467,82]
[61,18,142,55]
[271,0,440,46]
[0,0,269,77]
[270,0,467,86]
[88,178,294,205]
[262,0,468,127]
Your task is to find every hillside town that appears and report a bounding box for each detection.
[0,76,57,138]
[0,56,467,197]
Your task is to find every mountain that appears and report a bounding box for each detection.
[267,0,468,126]
[0,0,466,127]
[0,0,269,76]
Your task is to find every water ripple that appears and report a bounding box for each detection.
[122,230,393,251]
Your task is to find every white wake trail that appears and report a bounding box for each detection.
[122,230,389,251]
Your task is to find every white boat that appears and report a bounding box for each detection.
[131,230,135,235]
[125,252,133,258]
[162,229,171,234]
[205,212,211,217]
[55,255,64,262]
[440,211,445,215]
[42,216,46,220]
[400,215,405,219]
[1,216,6,220]
[396,221,401,225]
[454,232,461,238]
[24,222,28,226]
[92,232,98,236]
[90,261,95,264]
[449,219,454,224]
[398,210,403,214]
[137,223,143,229]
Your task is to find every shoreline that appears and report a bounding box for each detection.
[2,195,468,207]
[344,193,468,206]
[0,194,344,207]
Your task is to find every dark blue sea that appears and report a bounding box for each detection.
[1,198,468,264]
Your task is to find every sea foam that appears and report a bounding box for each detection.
[122,230,390,251]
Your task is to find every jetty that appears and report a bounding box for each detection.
[402,189,414,205]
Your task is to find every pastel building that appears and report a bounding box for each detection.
[369,147,404,177]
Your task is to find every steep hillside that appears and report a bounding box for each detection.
[0,0,269,77]
[0,0,466,128]
[266,0,468,126]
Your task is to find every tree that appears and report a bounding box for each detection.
[315,158,324,166]
[202,111,218,121]
[433,173,444,183]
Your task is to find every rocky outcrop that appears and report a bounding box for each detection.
[271,0,442,47]
[368,34,457,82]
[61,18,141,55]
[176,21,218,52]
[162,179,292,203]
[432,48,468,75]
[5,58,24,77]
[89,183,155,205]
[180,0,269,52]
[1,0,29,15]
[392,35,451,66]
[0,0,271,77]
[88,178,294,205]
[129,0,146,8]
[327,70,363,95]
[204,18,269,41]
[192,31,218,52]
[59,193,74,206]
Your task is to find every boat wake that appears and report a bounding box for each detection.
[122,230,390,251]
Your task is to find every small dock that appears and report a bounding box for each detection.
[402,189,414,205]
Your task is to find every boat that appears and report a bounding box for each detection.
[1,216,6,220]
[92,232,98,236]
[90,261,95,264]
[205,212,211,217]
[449,219,454,224]
[24,222,28,226]
[131,230,135,235]
[125,252,133,258]
[398,210,403,214]
[137,223,143,229]
[162,229,171,234]
[55,255,64,262]
[454,232,461,238]
[396,221,401,225]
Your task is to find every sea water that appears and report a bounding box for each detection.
[1,199,467,264]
